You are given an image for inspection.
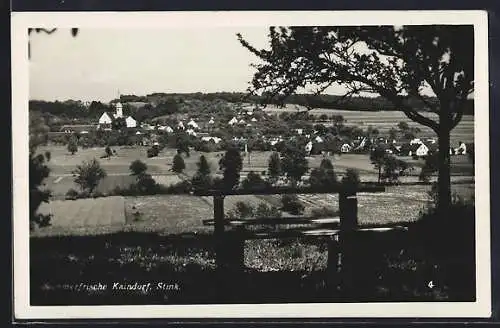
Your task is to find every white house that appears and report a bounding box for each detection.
[135,131,142,135]
[455,142,467,155]
[125,116,137,128]
[186,128,197,136]
[296,128,303,135]
[414,143,429,157]
[314,136,324,143]
[410,138,422,145]
[208,117,215,124]
[239,119,246,125]
[201,136,222,144]
[305,141,313,153]
[228,117,238,125]
[165,126,174,133]
[341,143,352,153]
[187,119,199,129]
[178,121,185,130]
[98,112,113,125]
[251,117,258,122]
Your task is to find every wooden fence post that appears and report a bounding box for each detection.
[338,189,358,299]
[213,195,225,270]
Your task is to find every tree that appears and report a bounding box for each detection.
[72,159,107,195]
[191,155,213,191]
[370,145,386,183]
[67,137,78,155]
[105,145,113,159]
[196,155,211,176]
[238,25,473,216]
[129,159,148,176]
[172,154,186,173]
[280,142,309,186]
[398,121,410,131]
[112,117,126,131]
[419,152,439,182]
[380,155,410,183]
[219,146,243,190]
[176,133,191,157]
[267,152,283,184]
[309,158,337,188]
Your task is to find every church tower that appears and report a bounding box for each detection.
[114,89,123,118]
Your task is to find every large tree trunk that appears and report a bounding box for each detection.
[437,119,452,216]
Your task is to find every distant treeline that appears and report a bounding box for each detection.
[30,92,474,119]
[142,92,474,115]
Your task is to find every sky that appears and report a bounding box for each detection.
[28,27,284,102]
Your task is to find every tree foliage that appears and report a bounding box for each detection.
[309,158,337,188]
[280,142,309,185]
[129,159,148,176]
[172,154,186,173]
[238,25,474,214]
[267,152,283,184]
[67,137,78,155]
[72,159,107,195]
[219,146,243,190]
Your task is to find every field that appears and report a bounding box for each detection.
[262,105,474,145]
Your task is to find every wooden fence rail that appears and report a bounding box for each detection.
[195,184,410,297]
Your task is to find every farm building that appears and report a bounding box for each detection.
[228,117,238,125]
[187,119,199,129]
[125,116,137,128]
[407,143,429,157]
[178,121,185,130]
[340,143,352,153]
[98,112,113,125]
[201,136,222,144]
[455,141,467,155]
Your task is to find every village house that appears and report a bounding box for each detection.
[228,117,238,125]
[125,116,137,128]
[187,119,199,130]
[340,143,352,153]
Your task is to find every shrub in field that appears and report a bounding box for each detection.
[72,158,107,195]
[226,201,255,220]
[281,194,304,215]
[172,154,186,173]
[164,180,192,194]
[134,173,160,194]
[311,206,338,218]
[147,145,160,158]
[67,137,78,155]
[129,160,148,176]
[241,171,271,190]
[105,145,113,158]
[381,155,411,183]
[255,203,281,218]
[65,188,80,200]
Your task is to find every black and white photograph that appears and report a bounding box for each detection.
[12,11,490,319]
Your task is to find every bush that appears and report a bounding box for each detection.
[172,154,186,173]
[147,146,159,158]
[311,206,338,218]
[65,188,80,200]
[129,160,148,176]
[164,180,192,194]
[255,203,281,218]
[135,173,160,194]
[241,171,271,190]
[281,194,304,215]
